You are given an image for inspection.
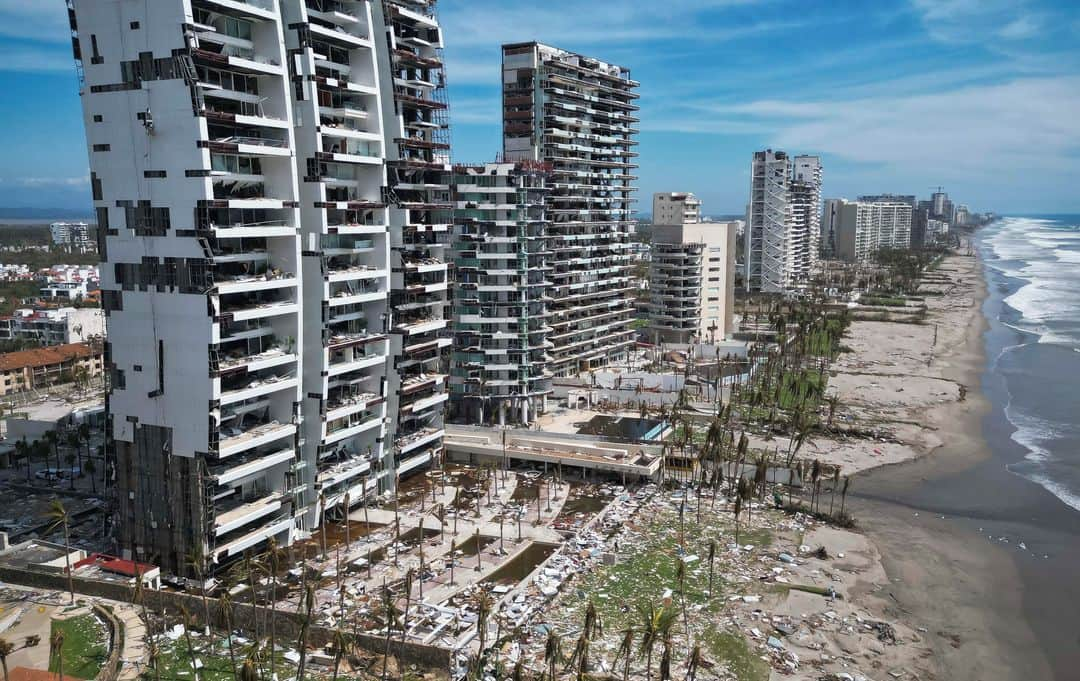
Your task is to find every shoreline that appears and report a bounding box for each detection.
[844,238,1076,680]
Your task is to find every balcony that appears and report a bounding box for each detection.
[327,344,385,376]
[324,409,382,445]
[395,426,444,455]
[218,420,296,458]
[326,390,382,421]
[219,288,299,322]
[212,515,293,563]
[210,447,294,486]
[317,452,374,489]
[217,346,296,376]
[394,316,447,335]
[214,493,284,536]
[219,370,298,404]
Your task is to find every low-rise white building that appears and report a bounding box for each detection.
[648,220,737,345]
[50,222,94,253]
[0,307,105,345]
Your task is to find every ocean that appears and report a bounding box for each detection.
[980,215,1080,512]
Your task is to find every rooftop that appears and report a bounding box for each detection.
[0,343,98,372]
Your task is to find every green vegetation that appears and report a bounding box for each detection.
[630,318,650,330]
[49,614,109,679]
[0,280,41,316]
[554,505,774,678]
[149,637,310,681]
[859,295,908,307]
[699,629,770,681]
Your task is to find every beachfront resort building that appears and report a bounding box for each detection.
[745,150,822,293]
[69,0,452,575]
[647,197,737,345]
[501,42,639,376]
[824,198,913,262]
[449,161,553,426]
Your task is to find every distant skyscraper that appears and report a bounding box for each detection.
[790,155,823,274]
[745,150,820,293]
[501,42,639,376]
[828,199,913,261]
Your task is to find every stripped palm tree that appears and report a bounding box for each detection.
[217,591,239,681]
[44,501,75,605]
[636,603,676,681]
[145,636,163,681]
[263,537,287,681]
[330,627,350,681]
[542,630,562,681]
[49,629,65,681]
[378,580,402,681]
[613,627,635,681]
[179,606,200,681]
[0,638,13,681]
[685,642,703,681]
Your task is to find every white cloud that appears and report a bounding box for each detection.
[1,176,90,188]
[909,0,1049,43]
[0,44,75,72]
[0,0,71,43]
[667,77,1080,183]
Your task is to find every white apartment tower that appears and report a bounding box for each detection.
[653,192,701,225]
[501,42,639,377]
[450,162,553,426]
[69,0,451,576]
[745,150,821,293]
[828,199,913,262]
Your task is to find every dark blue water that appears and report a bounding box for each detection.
[980,216,1080,511]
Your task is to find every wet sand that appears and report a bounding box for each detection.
[849,245,1080,680]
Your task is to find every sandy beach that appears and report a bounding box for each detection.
[826,245,1060,680]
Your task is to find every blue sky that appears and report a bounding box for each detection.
[1,0,1078,216]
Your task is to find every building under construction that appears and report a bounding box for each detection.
[501,42,639,377]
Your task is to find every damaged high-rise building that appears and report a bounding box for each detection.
[501,42,639,377]
[68,0,451,575]
[745,150,822,293]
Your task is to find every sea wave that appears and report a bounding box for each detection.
[986,217,1080,347]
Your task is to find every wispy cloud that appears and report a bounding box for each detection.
[0,1,71,43]
[0,44,75,73]
[1,176,90,188]
[909,0,1054,43]
[665,77,1080,178]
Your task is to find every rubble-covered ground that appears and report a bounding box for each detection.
[488,483,935,681]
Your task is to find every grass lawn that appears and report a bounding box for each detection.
[50,614,109,679]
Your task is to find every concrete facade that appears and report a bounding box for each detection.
[70,0,452,575]
[450,162,553,427]
[648,221,737,344]
[501,42,639,377]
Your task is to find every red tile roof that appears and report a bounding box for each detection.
[0,343,97,372]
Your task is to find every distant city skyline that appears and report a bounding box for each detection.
[1,0,1078,214]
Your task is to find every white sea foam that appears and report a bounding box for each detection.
[986,217,1080,347]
